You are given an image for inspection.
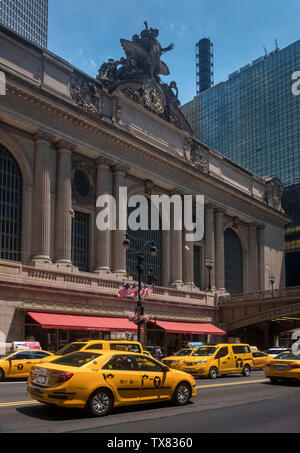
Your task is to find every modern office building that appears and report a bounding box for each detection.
[181,39,300,286]
[0,0,48,47]
[196,38,214,94]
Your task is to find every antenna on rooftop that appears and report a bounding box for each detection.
[263,46,267,56]
[275,38,279,51]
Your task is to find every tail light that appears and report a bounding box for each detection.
[50,372,74,382]
[290,364,300,369]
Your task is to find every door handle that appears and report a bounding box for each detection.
[106,374,114,379]
[142,375,149,379]
[26,362,31,364]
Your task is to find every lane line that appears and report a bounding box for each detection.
[0,400,41,407]
[196,379,268,389]
[0,379,269,407]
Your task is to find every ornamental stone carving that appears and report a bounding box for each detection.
[264,177,284,211]
[70,76,103,115]
[190,141,209,173]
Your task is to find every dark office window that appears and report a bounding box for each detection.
[126,202,162,286]
[71,211,89,272]
[224,228,243,294]
[0,144,23,261]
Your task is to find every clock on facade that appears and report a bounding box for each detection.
[143,79,165,113]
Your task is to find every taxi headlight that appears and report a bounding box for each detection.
[195,360,207,364]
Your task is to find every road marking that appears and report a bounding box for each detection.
[196,379,268,389]
[0,400,41,407]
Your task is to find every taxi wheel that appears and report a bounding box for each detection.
[172,382,191,406]
[87,388,113,417]
[208,367,218,379]
[0,368,5,381]
[269,377,279,384]
[242,365,251,377]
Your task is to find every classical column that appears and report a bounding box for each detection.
[257,225,266,291]
[54,140,75,267]
[111,164,127,275]
[31,131,53,265]
[95,157,113,273]
[182,231,195,288]
[248,223,259,291]
[170,196,183,287]
[162,230,170,287]
[204,203,216,289]
[214,208,226,291]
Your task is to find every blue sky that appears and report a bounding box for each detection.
[48,0,300,105]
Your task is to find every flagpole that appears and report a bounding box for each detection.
[136,253,144,343]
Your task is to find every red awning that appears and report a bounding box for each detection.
[154,320,226,336]
[28,312,138,331]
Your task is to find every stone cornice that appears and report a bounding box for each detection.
[2,75,290,225]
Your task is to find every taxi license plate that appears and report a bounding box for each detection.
[36,375,46,384]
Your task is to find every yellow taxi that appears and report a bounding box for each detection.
[27,350,197,417]
[252,351,272,370]
[162,348,197,370]
[264,351,300,384]
[0,349,53,380]
[39,340,143,363]
[180,344,253,379]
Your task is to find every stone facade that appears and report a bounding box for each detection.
[0,24,290,348]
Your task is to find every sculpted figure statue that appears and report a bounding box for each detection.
[120,21,174,80]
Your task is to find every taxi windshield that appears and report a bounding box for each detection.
[55,343,87,356]
[51,351,101,367]
[192,347,217,357]
[174,349,193,356]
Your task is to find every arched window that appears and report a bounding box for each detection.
[224,228,242,294]
[0,145,23,261]
[126,200,162,286]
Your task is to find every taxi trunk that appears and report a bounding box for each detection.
[27,364,87,408]
[265,359,300,382]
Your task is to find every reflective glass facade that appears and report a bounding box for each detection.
[182,40,300,286]
[0,0,48,48]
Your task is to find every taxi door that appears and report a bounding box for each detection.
[215,346,235,373]
[7,351,34,378]
[101,354,141,402]
[135,356,172,401]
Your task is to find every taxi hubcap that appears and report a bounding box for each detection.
[92,392,110,414]
[177,385,189,404]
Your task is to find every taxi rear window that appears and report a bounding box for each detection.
[51,352,101,367]
[275,352,300,360]
[232,346,251,354]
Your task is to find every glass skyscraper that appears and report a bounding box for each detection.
[0,0,48,48]
[181,39,300,286]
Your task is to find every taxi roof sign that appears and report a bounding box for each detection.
[13,341,41,351]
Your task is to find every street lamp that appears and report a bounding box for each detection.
[122,239,158,343]
[269,274,275,297]
[205,258,214,291]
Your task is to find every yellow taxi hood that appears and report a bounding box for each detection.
[184,355,211,362]
[163,356,185,361]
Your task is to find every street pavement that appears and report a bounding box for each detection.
[0,371,299,433]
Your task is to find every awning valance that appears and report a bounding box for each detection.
[28,312,138,331]
[154,320,226,336]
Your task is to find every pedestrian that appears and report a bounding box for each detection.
[154,345,163,360]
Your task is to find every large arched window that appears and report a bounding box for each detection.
[0,145,23,261]
[224,228,243,294]
[126,200,162,286]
